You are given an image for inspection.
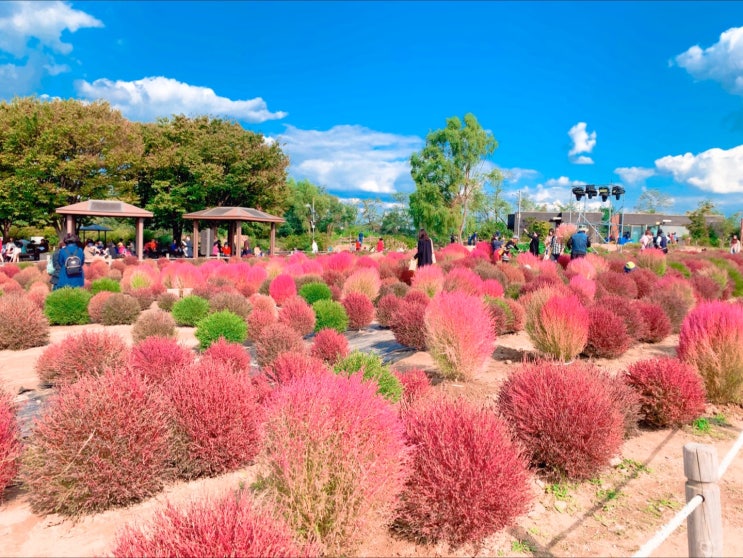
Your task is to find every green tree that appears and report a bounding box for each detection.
[279,178,356,237]
[686,200,719,245]
[359,198,382,232]
[409,113,500,242]
[634,189,673,213]
[380,192,415,236]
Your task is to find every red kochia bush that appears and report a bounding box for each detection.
[526,294,588,362]
[624,357,706,427]
[390,298,428,351]
[266,351,330,385]
[202,338,251,374]
[342,292,375,330]
[597,271,638,299]
[256,373,409,556]
[110,491,310,558]
[393,368,432,407]
[269,273,297,306]
[278,296,316,336]
[35,330,129,386]
[600,295,646,341]
[163,359,262,479]
[0,293,50,351]
[22,370,171,515]
[88,291,114,323]
[310,328,350,365]
[255,323,305,367]
[376,293,402,328]
[583,306,632,359]
[247,308,277,341]
[128,336,194,384]
[497,360,625,480]
[0,390,21,497]
[633,300,672,343]
[395,397,531,546]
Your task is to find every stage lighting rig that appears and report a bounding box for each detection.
[598,186,610,202]
[585,185,598,199]
[611,185,625,200]
[572,186,586,201]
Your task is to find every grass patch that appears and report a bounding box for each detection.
[511,539,536,554]
[645,495,682,518]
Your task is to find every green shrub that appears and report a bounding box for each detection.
[668,262,691,278]
[312,299,348,333]
[710,257,743,297]
[171,295,210,327]
[157,292,178,312]
[299,282,332,305]
[44,288,92,325]
[195,311,248,350]
[334,351,402,402]
[89,277,122,295]
[101,294,141,326]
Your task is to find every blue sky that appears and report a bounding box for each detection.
[2,1,743,216]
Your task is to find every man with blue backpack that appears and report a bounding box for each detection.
[52,233,85,290]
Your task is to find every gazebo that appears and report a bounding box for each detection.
[56,200,153,260]
[182,207,285,257]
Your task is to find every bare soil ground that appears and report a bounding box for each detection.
[1,325,742,557]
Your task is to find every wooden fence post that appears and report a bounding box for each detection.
[683,443,723,557]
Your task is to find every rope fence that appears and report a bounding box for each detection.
[633,428,743,558]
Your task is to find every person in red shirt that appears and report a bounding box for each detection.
[222,243,232,257]
[376,238,384,252]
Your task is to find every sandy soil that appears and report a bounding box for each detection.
[1,325,742,557]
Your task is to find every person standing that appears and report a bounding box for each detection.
[549,231,563,261]
[640,229,653,250]
[529,232,540,257]
[567,226,590,259]
[376,238,384,253]
[414,229,434,268]
[543,229,554,260]
[55,233,85,290]
[311,240,318,254]
[731,235,741,254]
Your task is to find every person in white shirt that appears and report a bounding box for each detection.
[639,229,653,250]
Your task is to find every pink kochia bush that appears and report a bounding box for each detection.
[266,351,330,386]
[278,296,316,336]
[583,306,631,359]
[255,323,305,367]
[525,294,588,362]
[678,301,743,404]
[202,338,251,374]
[256,373,409,556]
[0,390,22,498]
[163,359,262,479]
[0,292,50,350]
[110,491,311,558]
[22,370,172,515]
[393,368,432,407]
[342,267,382,301]
[342,292,375,330]
[497,361,625,480]
[310,328,350,365]
[624,357,706,427]
[410,265,445,298]
[424,292,495,381]
[395,397,531,546]
[128,336,195,384]
[269,274,297,306]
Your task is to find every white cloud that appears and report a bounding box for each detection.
[655,144,743,194]
[511,176,590,211]
[615,166,656,185]
[75,76,288,123]
[275,124,424,195]
[499,166,540,183]
[674,27,743,95]
[567,122,597,164]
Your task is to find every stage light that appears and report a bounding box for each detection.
[585,185,597,199]
[598,186,610,202]
[611,185,625,200]
[572,186,585,201]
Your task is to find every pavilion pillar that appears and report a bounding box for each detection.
[235,221,243,258]
[136,218,144,261]
[66,215,75,236]
[270,222,276,255]
[192,221,199,259]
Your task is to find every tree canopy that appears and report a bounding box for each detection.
[634,188,673,214]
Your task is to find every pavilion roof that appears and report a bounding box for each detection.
[56,200,153,218]
[182,206,285,223]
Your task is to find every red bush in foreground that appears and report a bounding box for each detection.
[0,292,50,351]
[22,370,171,516]
[599,295,646,341]
[110,491,310,558]
[342,292,375,330]
[583,306,631,359]
[624,357,706,428]
[202,338,251,374]
[163,359,262,479]
[395,396,531,546]
[128,336,194,384]
[393,368,432,407]
[390,299,428,351]
[0,390,21,498]
[266,351,330,385]
[247,308,277,341]
[310,328,349,365]
[497,360,625,480]
[633,300,672,343]
[255,323,305,367]
[376,293,402,328]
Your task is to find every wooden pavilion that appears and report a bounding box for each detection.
[182,207,285,257]
[56,200,153,260]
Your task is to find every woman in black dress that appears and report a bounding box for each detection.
[414,229,434,268]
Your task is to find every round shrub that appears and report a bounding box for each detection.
[249,293,278,318]
[171,295,210,327]
[156,291,178,312]
[298,281,332,305]
[269,273,297,306]
[425,292,495,381]
[131,308,177,343]
[266,351,329,386]
[497,360,625,480]
[334,351,403,403]
[194,310,248,350]
[0,293,50,351]
[22,370,172,516]
[631,267,658,299]
[597,270,638,299]
[312,299,349,333]
[256,373,409,556]
[208,291,251,321]
[583,306,632,359]
[310,328,350,365]
[27,282,50,311]
[247,308,277,341]
[101,293,141,325]
[646,277,696,333]
[525,293,588,362]
[342,267,381,301]
[44,287,92,325]
[379,280,409,299]
[35,330,129,386]
[342,292,375,330]
[129,336,194,384]
[678,301,743,404]
[202,338,251,374]
[633,300,672,343]
[0,390,22,498]
[255,322,305,367]
[89,277,121,295]
[393,368,431,407]
[376,293,402,328]
[599,295,647,341]
[163,359,261,479]
[390,298,428,351]
[278,296,316,336]
[395,396,531,546]
[624,357,706,427]
[110,491,309,558]
[88,291,114,323]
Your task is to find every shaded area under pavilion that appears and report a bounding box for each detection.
[182,207,285,257]
[56,200,153,260]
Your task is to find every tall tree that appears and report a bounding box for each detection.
[380,192,415,236]
[686,200,719,245]
[359,198,383,232]
[280,178,356,237]
[634,189,673,213]
[409,113,499,241]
